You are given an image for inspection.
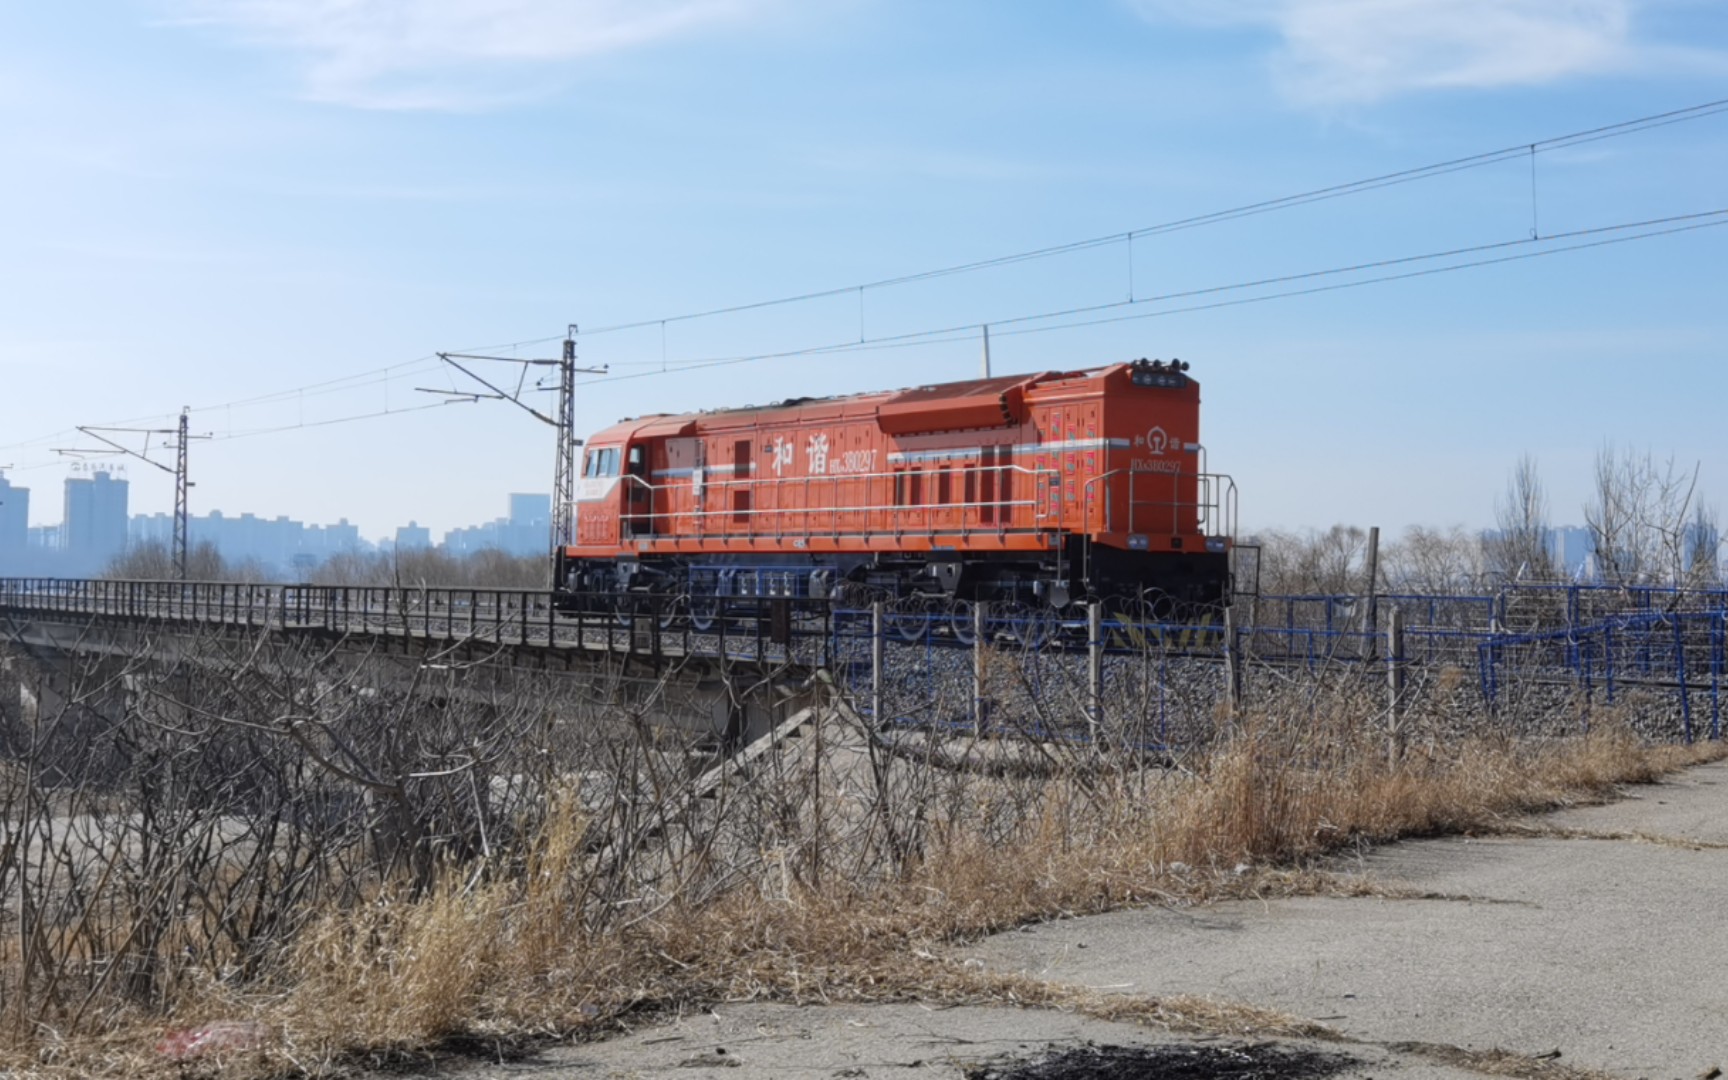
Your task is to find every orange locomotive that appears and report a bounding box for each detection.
[557,358,1235,612]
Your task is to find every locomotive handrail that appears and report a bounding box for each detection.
[1199,471,1237,541]
[1078,467,1237,541]
[610,448,1233,568]
[616,462,1063,542]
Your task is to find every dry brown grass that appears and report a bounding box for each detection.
[1384,1040,1621,1080]
[1481,822,1728,850]
[0,694,1721,1078]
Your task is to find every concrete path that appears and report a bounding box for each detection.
[962,760,1728,1078]
[381,762,1728,1080]
[407,1002,1475,1080]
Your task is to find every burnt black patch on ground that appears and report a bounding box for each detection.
[964,1041,1359,1080]
[347,1031,544,1075]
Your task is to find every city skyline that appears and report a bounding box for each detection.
[2,468,548,542]
[0,467,553,577]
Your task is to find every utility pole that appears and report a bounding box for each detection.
[57,411,208,580]
[173,409,192,579]
[980,323,992,379]
[552,329,580,552]
[425,324,605,560]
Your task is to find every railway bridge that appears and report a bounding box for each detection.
[0,577,829,750]
[4,577,1727,748]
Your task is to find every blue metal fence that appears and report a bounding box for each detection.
[828,593,1728,744]
[1476,610,1728,741]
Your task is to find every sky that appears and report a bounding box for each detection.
[1,0,1726,541]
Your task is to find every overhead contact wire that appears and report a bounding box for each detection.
[578,207,1728,378]
[581,97,1728,336]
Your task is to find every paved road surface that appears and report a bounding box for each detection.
[378,761,1728,1080]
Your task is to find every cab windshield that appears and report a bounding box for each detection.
[583,447,621,477]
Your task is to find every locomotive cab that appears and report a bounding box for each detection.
[576,442,658,541]
[575,444,624,549]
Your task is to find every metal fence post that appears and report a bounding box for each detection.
[1605,621,1617,704]
[1363,524,1380,659]
[871,600,885,728]
[1386,605,1405,763]
[1088,601,1103,747]
[1224,602,1242,718]
[1712,612,1723,741]
[1674,616,1694,744]
[973,601,988,737]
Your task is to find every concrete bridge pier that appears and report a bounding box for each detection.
[0,651,29,728]
[0,647,138,787]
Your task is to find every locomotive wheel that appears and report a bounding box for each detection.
[949,599,979,645]
[657,596,686,631]
[890,614,926,644]
[998,602,1054,649]
[832,581,877,612]
[1020,608,1057,649]
[690,597,718,632]
[611,596,635,628]
[887,600,929,644]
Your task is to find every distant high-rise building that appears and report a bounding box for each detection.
[64,470,129,567]
[1548,526,1594,580]
[443,493,553,558]
[0,473,28,555]
[1686,518,1721,580]
[508,493,551,527]
[395,521,432,551]
[308,518,363,556]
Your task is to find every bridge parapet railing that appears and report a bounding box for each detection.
[0,578,835,667]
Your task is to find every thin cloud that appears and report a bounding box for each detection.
[1127,0,1707,105]
[160,0,771,109]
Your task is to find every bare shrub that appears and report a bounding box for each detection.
[1586,443,1706,587]
[1486,453,1555,583]
[104,544,547,589]
[1248,525,1371,596]
[104,541,234,582]
[312,548,546,589]
[1381,524,1485,594]
[0,617,1717,1077]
